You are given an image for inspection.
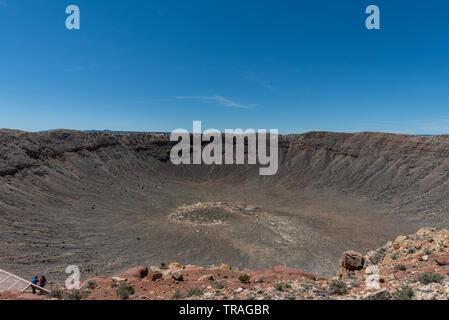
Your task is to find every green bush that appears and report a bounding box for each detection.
[64,290,85,300]
[395,264,407,271]
[393,285,414,300]
[50,287,64,299]
[116,282,135,300]
[329,280,347,295]
[160,263,168,270]
[213,281,226,289]
[172,288,185,299]
[418,272,445,284]
[186,287,204,297]
[275,283,292,291]
[87,280,97,289]
[238,273,251,284]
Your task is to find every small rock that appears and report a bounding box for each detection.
[171,271,184,281]
[435,254,449,265]
[362,289,391,300]
[111,276,127,282]
[198,274,215,281]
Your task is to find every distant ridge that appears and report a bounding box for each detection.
[34,129,437,136]
[84,130,170,134]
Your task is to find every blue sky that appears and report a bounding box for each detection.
[0,0,448,134]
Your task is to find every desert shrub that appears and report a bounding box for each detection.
[213,280,226,289]
[238,273,251,284]
[50,287,64,299]
[64,289,86,300]
[276,283,290,291]
[395,264,407,271]
[393,285,414,300]
[160,263,168,270]
[329,280,347,295]
[391,253,398,260]
[418,272,445,284]
[116,282,135,300]
[172,288,185,299]
[425,249,433,255]
[87,280,97,289]
[223,275,228,279]
[186,287,204,297]
[408,248,415,254]
[275,283,292,291]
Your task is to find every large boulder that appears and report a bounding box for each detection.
[340,250,364,271]
[433,229,449,248]
[365,248,386,266]
[393,235,407,250]
[168,262,182,274]
[148,266,163,281]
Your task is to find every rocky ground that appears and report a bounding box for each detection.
[2,227,449,300]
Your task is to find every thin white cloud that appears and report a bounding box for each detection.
[242,72,274,92]
[175,95,256,109]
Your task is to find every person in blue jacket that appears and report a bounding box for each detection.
[31,276,39,294]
